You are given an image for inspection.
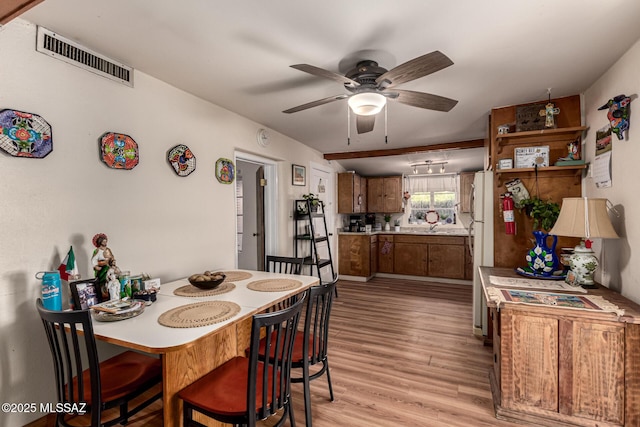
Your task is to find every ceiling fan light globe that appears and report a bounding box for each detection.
[348,93,386,116]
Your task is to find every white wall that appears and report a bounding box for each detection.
[583,38,640,302]
[0,19,340,426]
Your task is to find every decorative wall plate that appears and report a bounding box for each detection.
[0,109,53,158]
[100,132,139,169]
[167,144,196,176]
[215,158,235,184]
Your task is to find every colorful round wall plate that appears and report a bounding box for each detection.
[0,109,53,158]
[215,158,235,184]
[168,144,196,177]
[100,132,139,169]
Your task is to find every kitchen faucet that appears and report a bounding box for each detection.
[429,223,439,231]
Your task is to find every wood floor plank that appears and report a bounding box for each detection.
[27,276,525,427]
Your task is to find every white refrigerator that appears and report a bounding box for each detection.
[470,171,494,336]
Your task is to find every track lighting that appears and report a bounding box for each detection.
[409,159,448,175]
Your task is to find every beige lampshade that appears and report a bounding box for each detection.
[550,197,619,239]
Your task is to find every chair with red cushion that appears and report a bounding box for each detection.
[36,298,162,427]
[179,292,306,427]
[254,276,337,427]
[266,255,305,275]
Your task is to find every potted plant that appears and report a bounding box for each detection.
[383,214,392,231]
[415,211,425,224]
[302,193,319,212]
[394,219,401,232]
[519,197,561,276]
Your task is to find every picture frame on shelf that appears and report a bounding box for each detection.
[292,164,305,186]
[498,158,513,169]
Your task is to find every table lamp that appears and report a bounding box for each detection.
[549,197,619,288]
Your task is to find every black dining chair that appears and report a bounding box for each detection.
[266,255,305,275]
[179,293,306,427]
[36,299,162,427]
[254,275,338,427]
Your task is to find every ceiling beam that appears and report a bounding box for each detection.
[323,139,485,160]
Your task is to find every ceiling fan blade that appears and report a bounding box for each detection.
[283,94,348,114]
[376,51,453,88]
[356,115,376,134]
[390,89,458,112]
[290,64,360,88]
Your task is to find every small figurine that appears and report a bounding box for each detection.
[539,102,560,128]
[598,94,631,140]
[92,233,117,299]
[557,139,581,161]
[106,258,121,301]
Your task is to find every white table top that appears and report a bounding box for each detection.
[90,270,319,353]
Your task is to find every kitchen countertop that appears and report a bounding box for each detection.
[338,228,470,237]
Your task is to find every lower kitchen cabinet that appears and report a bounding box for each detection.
[377,234,394,273]
[338,234,376,277]
[339,233,469,280]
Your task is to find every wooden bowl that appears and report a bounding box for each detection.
[188,274,226,290]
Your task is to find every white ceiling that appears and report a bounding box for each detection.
[21,0,640,176]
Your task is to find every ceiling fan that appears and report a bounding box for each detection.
[283,50,458,134]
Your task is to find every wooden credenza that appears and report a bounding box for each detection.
[480,267,640,426]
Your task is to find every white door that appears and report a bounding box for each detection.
[309,162,334,281]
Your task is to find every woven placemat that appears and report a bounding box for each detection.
[173,282,236,297]
[158,301,241,328]
[246,279,302,292]
[219,271,253,282]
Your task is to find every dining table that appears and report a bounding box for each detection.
[88,269,319,427]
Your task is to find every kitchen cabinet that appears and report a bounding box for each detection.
[0,0,44,24]
[393,235,466,279]
[377,235,394,273]
[490,95,584,269]
[338,234,376,277]
[338,172,366,213]
[367,176,402,213]
[482,267,640,427]
[459,172,475,213]
[394,236,428,276]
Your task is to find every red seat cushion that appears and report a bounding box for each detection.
[70,351,161,404]
[250,331,317,363]
[178,357,280,417]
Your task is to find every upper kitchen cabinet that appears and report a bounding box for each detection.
[338,172,367,214]
[0,0,44,24]
[367,176,402,213]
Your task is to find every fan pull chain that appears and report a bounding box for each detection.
[347,107,351,145]
[347,105,351,145]
[384,104,388,144]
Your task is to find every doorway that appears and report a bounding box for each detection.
[235,153,278,271]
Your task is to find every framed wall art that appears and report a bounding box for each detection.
[167,144,196,177]
[0,109,53,158]
[100,132,139,169]
[292,164,305,186]
[215,158,235,184]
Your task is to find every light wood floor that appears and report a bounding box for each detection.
[29,277,523,427]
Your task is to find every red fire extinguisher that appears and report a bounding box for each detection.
[502,192,516,235]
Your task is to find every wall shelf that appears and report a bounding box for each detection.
[496,126,587,154]
[496,164,587,186]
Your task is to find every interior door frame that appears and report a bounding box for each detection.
[234,151,278,269]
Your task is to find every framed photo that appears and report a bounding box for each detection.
[70,278,100,310]
[292,164,306,186]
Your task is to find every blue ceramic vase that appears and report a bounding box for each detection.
[526,230,560,276]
